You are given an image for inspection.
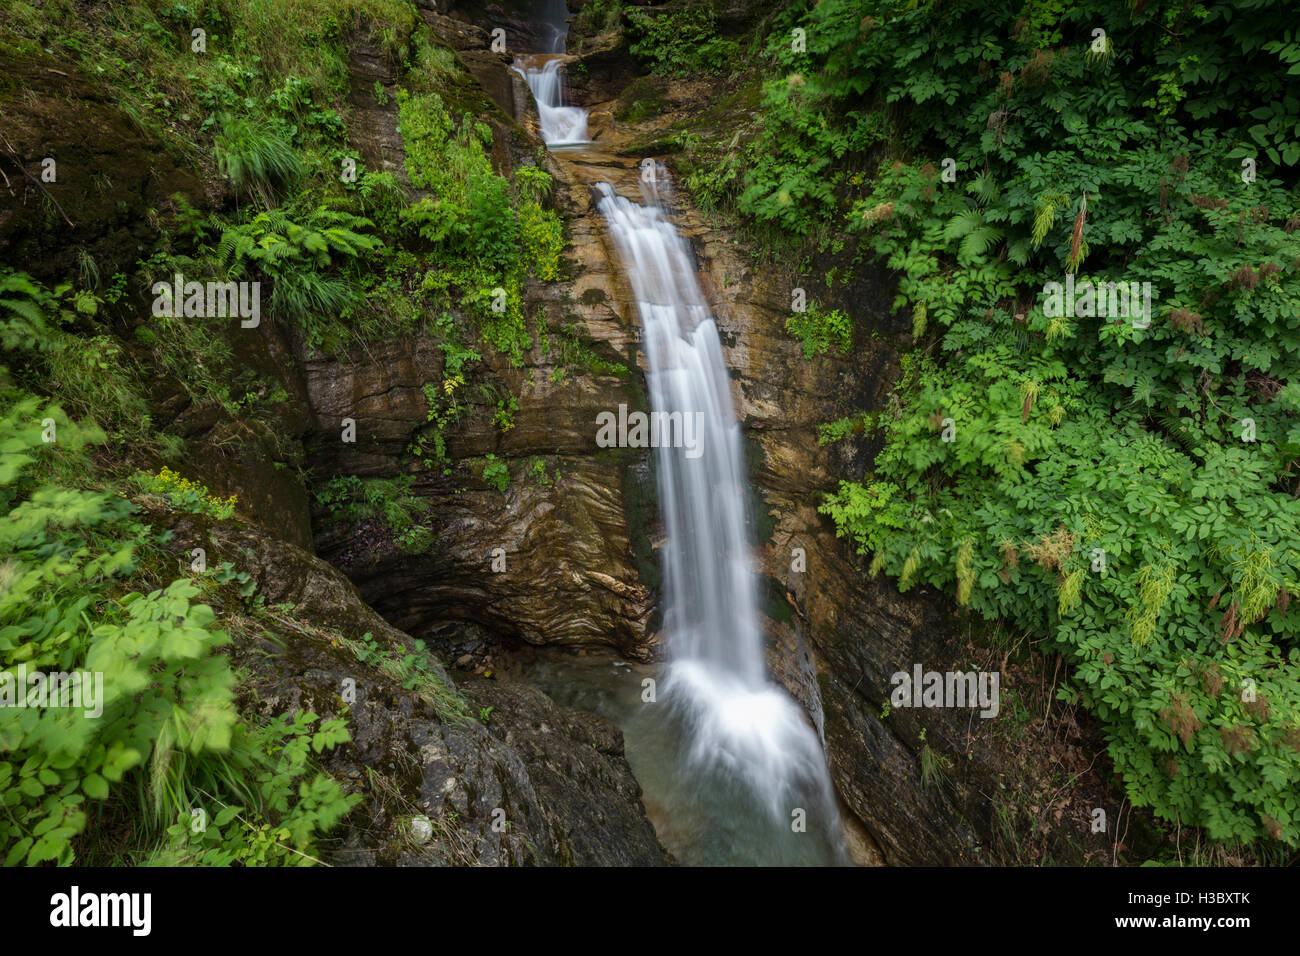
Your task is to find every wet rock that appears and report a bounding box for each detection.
[298,323,656,658]
[345,28,407,181]
[462,680,667,865]
[294,18,660,659]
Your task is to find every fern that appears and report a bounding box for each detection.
[217,207,382,346]
[1030,191,1069,249]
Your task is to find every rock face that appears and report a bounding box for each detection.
[176,514,667,866]
[0,53,201,284]
[294,29,659,659]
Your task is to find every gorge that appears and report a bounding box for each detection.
[5,0,1294,872]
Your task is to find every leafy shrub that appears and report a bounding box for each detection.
[398,92,521,269]
[0,396,356,865]
[480,454,509,493]
[1,270,150,437]
[627,4,737,76]
[573,0,622,37]
[784,303,851,359]
[351,170,408,233]
[314,474,431,553]
[217,205,383,347]
[149,711,358,866]
[519,201,564,281]
[464,175,520,272]
[513,164,554,203]
[395,89,538,363]
[787,0,1300,847]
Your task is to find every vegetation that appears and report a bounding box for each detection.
[0,398,358,865]
[134,467,239,520]
[314,475,432,552]
[627,2,740,76]
[697,0,1300,849]
[785,302,852,359]
[0,0,547,868]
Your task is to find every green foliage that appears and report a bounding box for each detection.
[343,633,467,724]
[133,467,238,520]
[795,0,1300,848]
[217,204,383,347]
[213,113,303,203]
[148,712,359,866]
[573,0,622,37]
[539,313,629,383]
[398,91,518,269]
[396,89,538,363]
[351,170,408,234]
[407,314,483,472]
[627,3,738,76]
[519,201,564,282]
[2,0,414,166]
[0,396,354,865]
[314,474,431,553]
[1,270,151,440]
[490,388,518,433]
[818,411,874,446]
[529,457,558,487]
[513,164,554,203]
[0,0,538,869]
[784,302,851,359]
[480,454,509,493]
[465,276,532,366]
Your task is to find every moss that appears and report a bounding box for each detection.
[615,77,667,122]
[621,454,661,603]
[760,576,794,625]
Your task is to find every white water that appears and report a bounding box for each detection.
[513,58,589,147]
[595,183,848,864]
[512,9,848,863]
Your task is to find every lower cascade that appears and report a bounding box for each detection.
[594,182,849,865]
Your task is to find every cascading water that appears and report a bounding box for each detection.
[530,0,569,54]
[512,1,587,147]
[596,181,848,865]
[512,58,589,147]
[513,11,848,865]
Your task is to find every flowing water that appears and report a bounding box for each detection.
[511,3,589,148]
[514,26,849,867]
[512,56,589,147]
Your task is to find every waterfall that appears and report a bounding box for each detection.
[595,183,848,865]
[595,183,764,683]
[513,58,589,147]
[511,8,847,864]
